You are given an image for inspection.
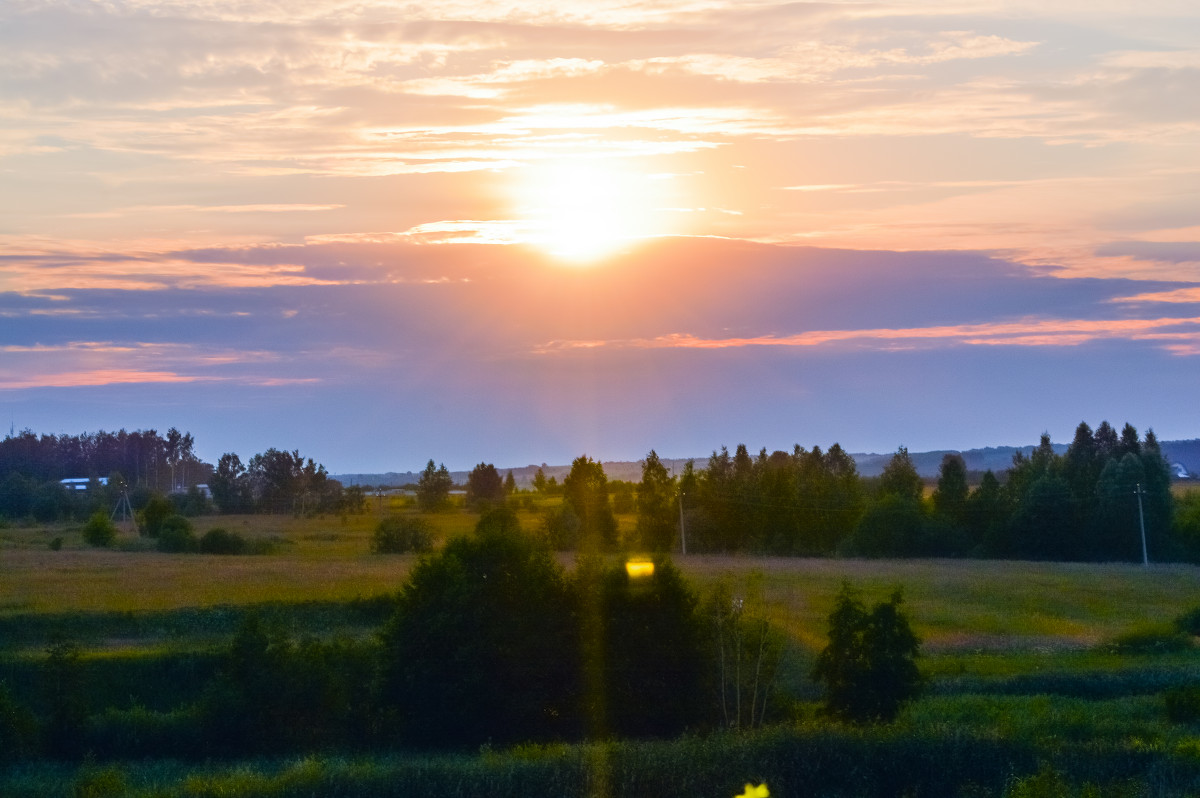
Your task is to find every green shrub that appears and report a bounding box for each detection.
[157,515,198,552]
[73,763,126,798]
[1175,605,1200,636]
[49,536,63,550]
[1165,684,1200,724]
[371,516,433,554]
[82,511,117,547]
[811,582,923,724]
[1107,624,1192,655]
[199,527,247,555]
[0,681,37,762]
[138,493,174,537]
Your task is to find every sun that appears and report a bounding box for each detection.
[512,159,659,263]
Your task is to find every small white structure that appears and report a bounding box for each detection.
[1171,463,1192,480]
[59,477,108,491]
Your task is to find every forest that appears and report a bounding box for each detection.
[1,419,1196,563]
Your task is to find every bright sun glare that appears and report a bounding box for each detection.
[514,160,658,263]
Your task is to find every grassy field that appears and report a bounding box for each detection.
[5,507,1200,796]
[4,508,1199,649]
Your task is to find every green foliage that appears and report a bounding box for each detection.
[563,455,617,550]
[1005,763,1073,798]
[138,494,174,538]
[171,484,212,517]
[81,511,117,547]
[42,640,87,758]
[199,615,377,755]
[878,446,924,502]
[636,450,677,552]
[843,495,927,557]
[1164,684,1200,724]
[377,515,579,747]
[932,452,969,526]
[49,536,63,550]
[210,452,253,514]
[583,557,713,739]
[72,763,127,798]
[1106,624,1193,656]
[0,681,37,762]
[706,573,785,730]
[156,515,197,552]
[198,527,248,554]
[465,462,505,510]
[811,583,923,724]
[540,503,581,550]
[416,459,453,512]
[1175,604,1200,636]
[371,516,434,554]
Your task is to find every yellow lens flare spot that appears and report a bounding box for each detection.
[625,560,655,579]
[736,784,769,798]
[512,160,661,263]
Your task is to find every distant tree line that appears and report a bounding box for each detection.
[629,421,1187,563]
[209,448,361,516]
[0,428,363,523]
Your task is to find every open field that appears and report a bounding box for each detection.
[5,511,1200,797]
[4,512,1200,651]
[4,504,1199,659]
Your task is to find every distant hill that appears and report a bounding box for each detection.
[335,439,1200,487]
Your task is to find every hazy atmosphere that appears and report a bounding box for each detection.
[3,0,1199,471]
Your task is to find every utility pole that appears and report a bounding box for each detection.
[1135,483,1149,567]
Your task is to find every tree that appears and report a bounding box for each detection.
[532,467,547,494]
[465,462,504,510]
[811,583,922,723]
[416,459,453,512]
[581,557,712,739]
[504,470,517,496]
[878,447,923,502]
[210,453,252,514]
[706,573,783,730]
[377,515,579,747]
[636,450,677,552]
[563,455,617,550]
[932,453,969,527]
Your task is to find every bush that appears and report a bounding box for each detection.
[1176,605,1200,636]
[199,528,247,555]
[49,536,63,551]
[1106,624,1192,655]
[73,764,127,798]
[811,583,923,723]
[82,511,117,547]
[0,682,37,762]
[1165,684,1200,724]
[157,515,198,552]
[371,516,434,554]
[138,493,175,537]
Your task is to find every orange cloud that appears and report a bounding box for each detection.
[535,316,1200,355]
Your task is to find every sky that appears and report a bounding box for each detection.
[1,0,1199,474]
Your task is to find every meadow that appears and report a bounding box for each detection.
[4,503,1200,796]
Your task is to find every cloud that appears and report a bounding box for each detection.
[533,315,1200,356]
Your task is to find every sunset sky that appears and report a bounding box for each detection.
[2,0,1199,473]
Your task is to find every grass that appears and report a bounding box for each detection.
[5,507,1200,796]
[5,511,1200,650]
